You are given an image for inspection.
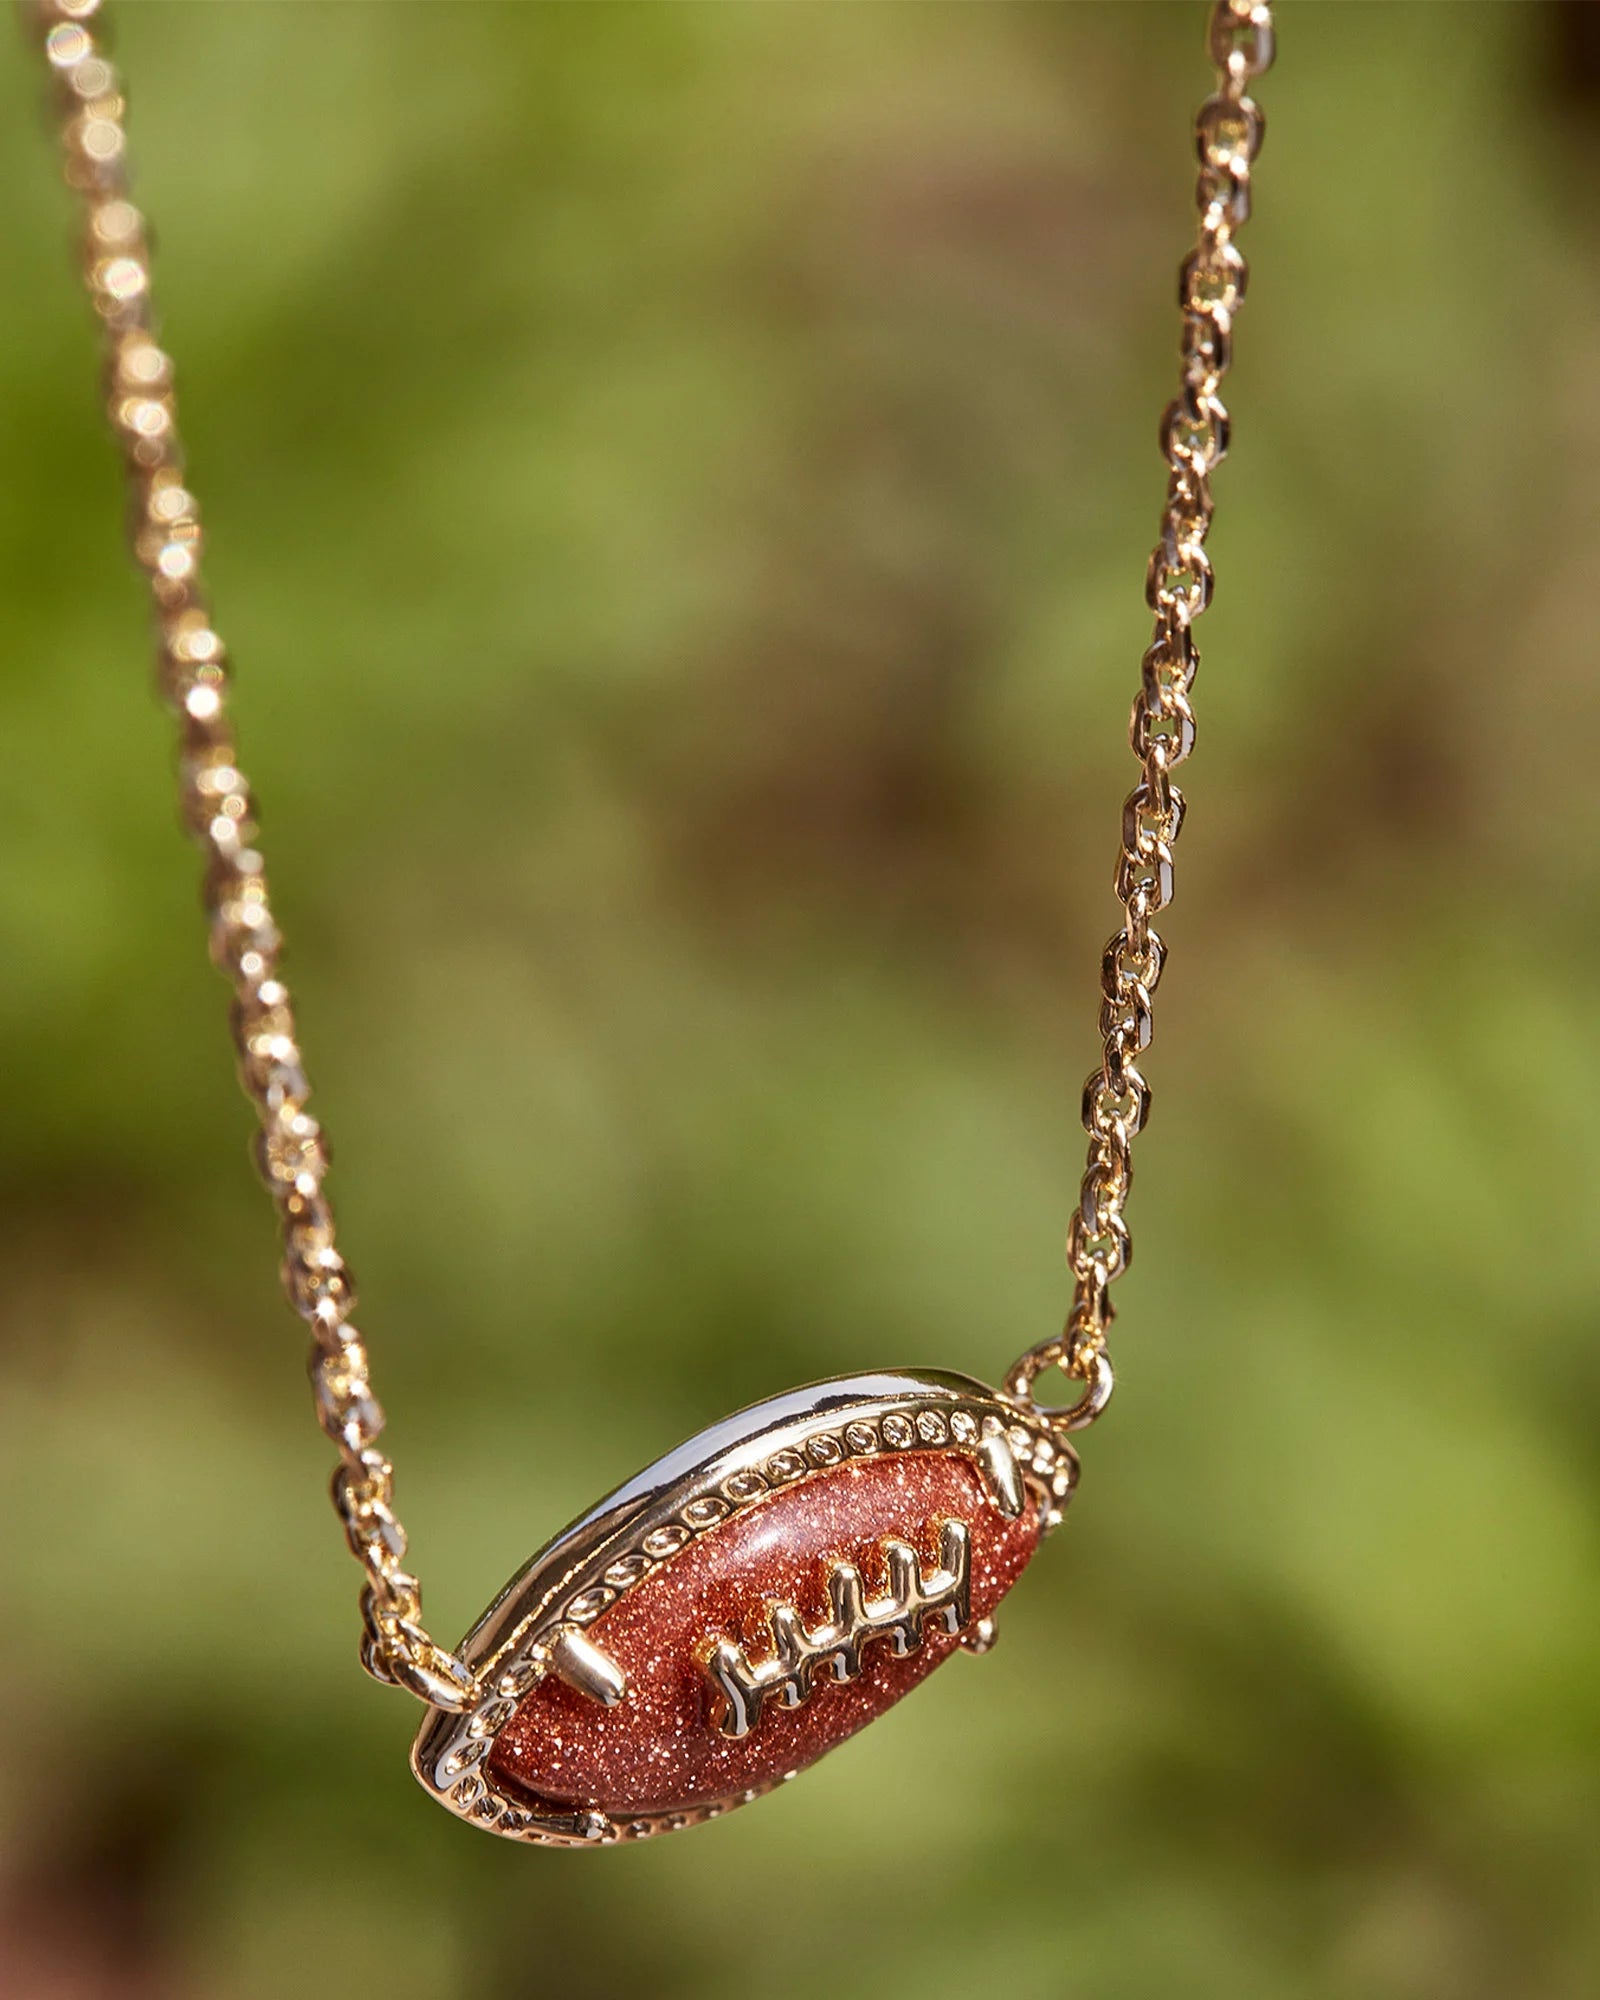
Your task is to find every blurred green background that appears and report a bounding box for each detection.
[3,3,1598,1996]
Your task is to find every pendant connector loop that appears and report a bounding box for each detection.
[1004,1332,1115,1436]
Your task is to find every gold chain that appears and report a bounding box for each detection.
[1007,0,1275,1428]
[32,0,1272,1698]
[31,0,477,1713]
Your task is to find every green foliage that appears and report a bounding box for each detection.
[2,5,1596,1996]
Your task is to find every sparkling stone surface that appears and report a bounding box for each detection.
[487,1449,1041,1817]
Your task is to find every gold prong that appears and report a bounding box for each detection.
[959,1616,998,1655]
[548,1624,627,1707]
[976,1425,1025,1518]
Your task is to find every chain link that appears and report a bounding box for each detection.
[1008,0,1274,1429]
[31,0,476,1711]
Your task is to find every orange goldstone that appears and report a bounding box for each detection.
[486,1449,1041,1818]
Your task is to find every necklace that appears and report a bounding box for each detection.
[34,0,1275,1848]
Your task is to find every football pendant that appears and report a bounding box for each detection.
[410,1369,1077,1845]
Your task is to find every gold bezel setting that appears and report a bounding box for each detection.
[410,1370,1076,1846]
